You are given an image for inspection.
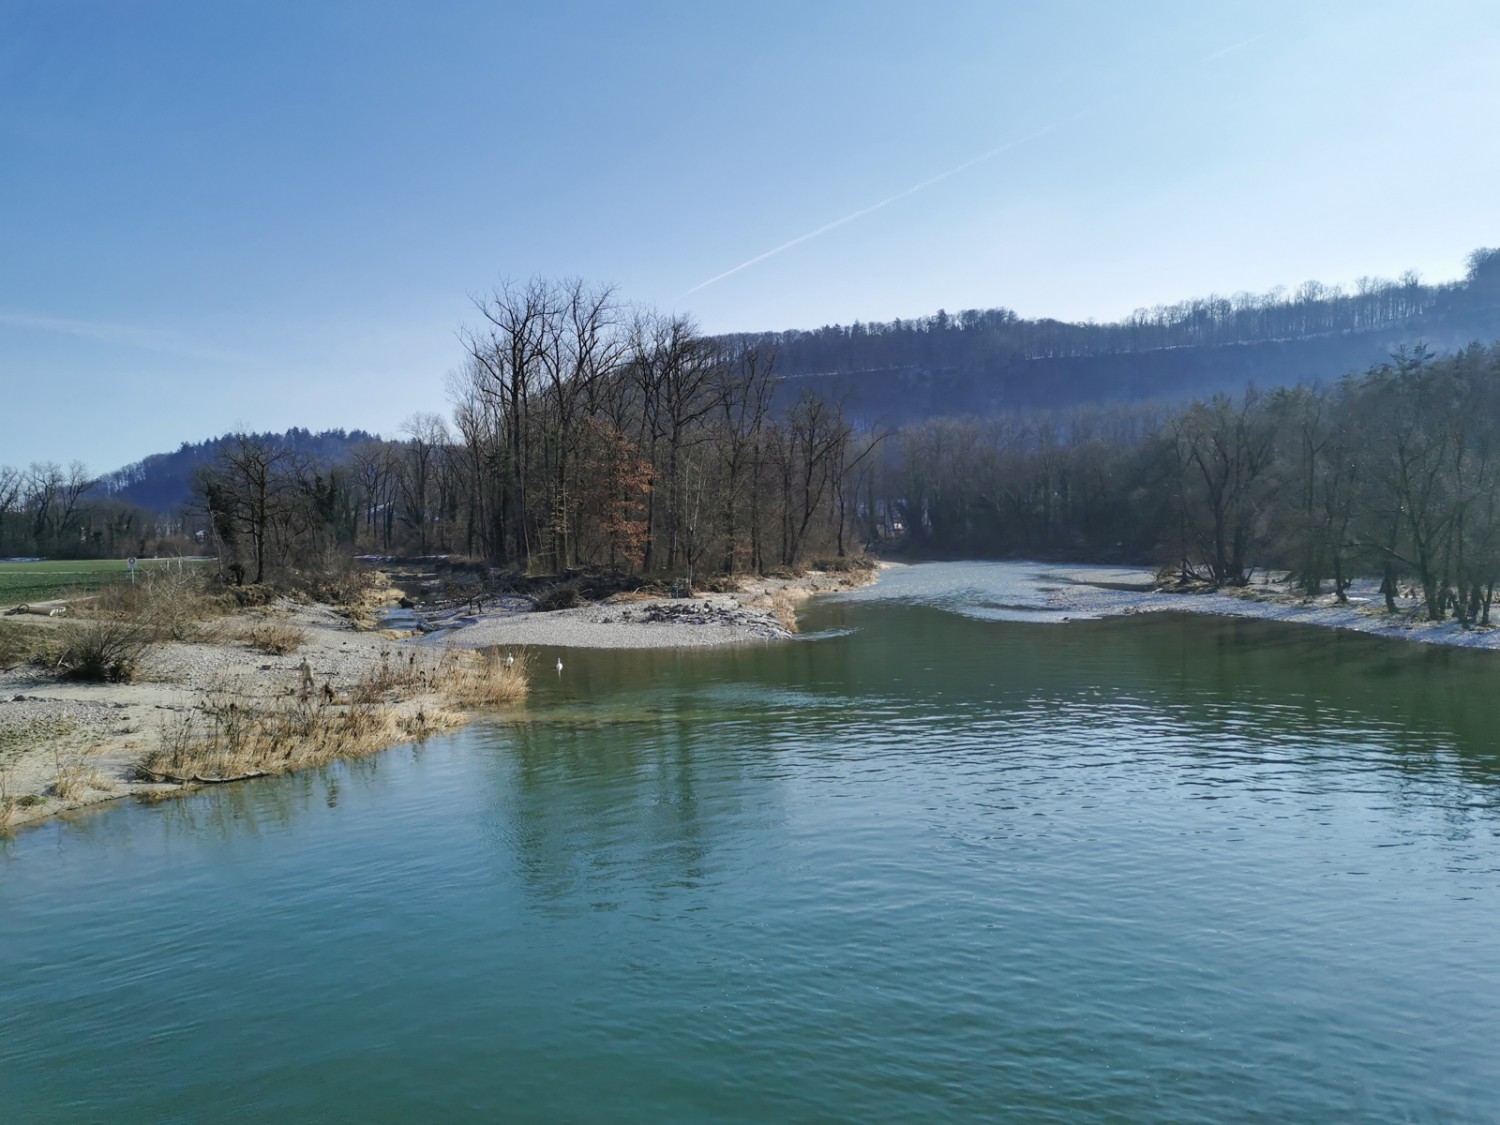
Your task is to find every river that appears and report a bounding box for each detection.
[4,561,1499,1120]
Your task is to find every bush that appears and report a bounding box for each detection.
[808,554,878,574]
[266,557,386,607]
[244,622,306,655]
[95,567,223,641]
[534,584,582,612]
[49,619,157,682]
[228,583,278,608]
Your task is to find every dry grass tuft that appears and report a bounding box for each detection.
[49,749,109,801]
[244,621,306,655]
[0,772,15,833]
[137,647,525,785]
[0,619,51,670]
[769,591,800,634]
[438,649,530,708]
[141,689,415,783]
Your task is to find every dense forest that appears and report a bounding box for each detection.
[7,254,1500,628]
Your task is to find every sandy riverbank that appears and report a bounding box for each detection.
[0,565,878,832]
[1038,563,1500,650]
[408,567,877,650]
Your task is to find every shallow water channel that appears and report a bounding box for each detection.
[5,562,1500,1120]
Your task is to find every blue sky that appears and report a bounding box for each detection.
[3,0,1498,473]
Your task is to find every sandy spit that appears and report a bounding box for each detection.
[1039,564,1500,651]
[0,567,877,833]
[413,568,876,650]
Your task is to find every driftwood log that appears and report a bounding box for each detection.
[135,766,272,785]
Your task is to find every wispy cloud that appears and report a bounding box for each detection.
[0,308,243,364]
[680,31,1274,299]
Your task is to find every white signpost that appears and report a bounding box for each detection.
[127,556,138,585]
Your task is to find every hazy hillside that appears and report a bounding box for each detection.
[101,428,379,513]
[101,250,1500,510]
[741,247,1500,424]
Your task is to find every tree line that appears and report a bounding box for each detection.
[15,270,1500,631]
[739,247,1500,376]
[0,462,177,560]
[887,342,1500,623]
[195,279,875,584]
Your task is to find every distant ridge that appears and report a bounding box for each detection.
[101,428,380,513]
[729,247,1500,423]
[104,249,1500,508]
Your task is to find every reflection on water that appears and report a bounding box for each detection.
[4,562,1500,1122]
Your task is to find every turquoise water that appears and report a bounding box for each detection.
[5,562,1500,1121]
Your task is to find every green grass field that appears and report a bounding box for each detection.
[0,558,212,605]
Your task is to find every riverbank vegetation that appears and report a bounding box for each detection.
[190,279,878,587]
[137,648,525,786]
[6,254,1500,632]
[153,321,1500,629]
[0,566,534,831]
[892,343,1500,624]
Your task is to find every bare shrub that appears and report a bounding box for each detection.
[228,584,278,609]
[349,648,429,702]
[0,772,37,833]
[244,622,306,655]
[0,772,15,833]
[49,619,157,682]
[534,584,582,612]
[268,557,386,609]
[807,554,878,574]
[94,567,222,641]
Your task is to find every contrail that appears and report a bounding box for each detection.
[679,31,1270,300]
[0,308,243,364]
[679,122,1064,299]
[1202,31,1268,63]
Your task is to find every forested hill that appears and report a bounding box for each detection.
[101,428,378,512]
[731,247,1500,423]
[96,249,1500,512]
